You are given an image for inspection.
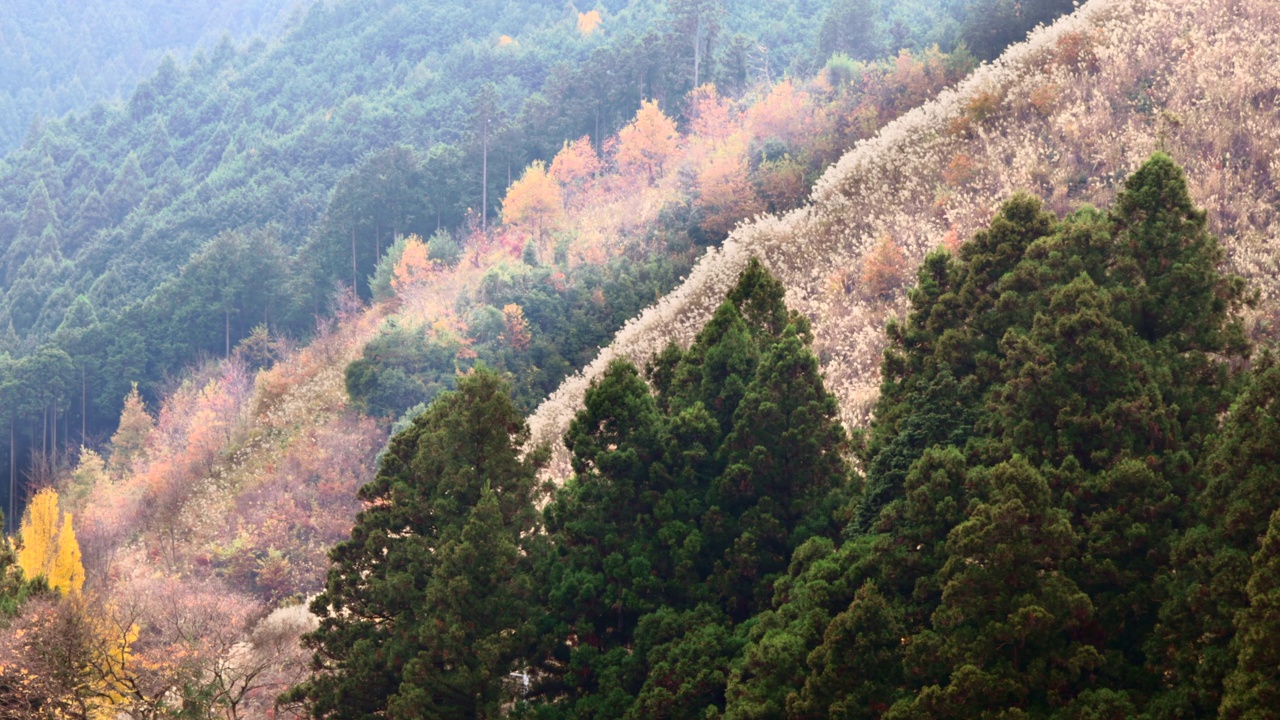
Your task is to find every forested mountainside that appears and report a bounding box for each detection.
[280,167,1280,718]
[528,0,1280,469]
[0,0,1073,529]
[0,0,306,154]
[6,0,1234,717]
[0,33,990,716]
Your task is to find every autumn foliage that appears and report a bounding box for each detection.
[502,303,532,351]
[549,136,602,206]
[577,10,602,35]
[15,488,83,595]
[391,234,434,293]
[502,160,564,242]
[860,234,908,299]
[615,100,681,184]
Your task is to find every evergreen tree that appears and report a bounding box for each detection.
[726,155,1253,720]
[284,369,546,719]
[1219,509,1280,720]
[532,259,853,718]
[898,459,1099,719]
[712,324,851,617]
[1149,359,1280,718]
[818,0,883,61]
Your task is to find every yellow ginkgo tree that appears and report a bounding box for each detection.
[16,487,84,595]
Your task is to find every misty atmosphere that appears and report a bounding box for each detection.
[2,1,1280,718]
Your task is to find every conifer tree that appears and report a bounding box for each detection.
[902,459,1098,719]
[713,325,851,617]
[1149,359,1280,718]
[285,369,546,719]
[1219,509,1280,720]
[108,383,152,477]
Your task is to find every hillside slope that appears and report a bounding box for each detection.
[529,0,1280,473]
[0,0,306,154]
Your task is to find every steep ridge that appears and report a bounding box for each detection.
[528,0,1280,474]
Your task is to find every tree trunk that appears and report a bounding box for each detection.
[225,307,231,358]
[694,14,703,87]
[8,421,14,532]
[351,223,358,292]
[482,119,489,235]
[81,366,86,447]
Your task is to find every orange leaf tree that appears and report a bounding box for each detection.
[392,235,435,293]
[695,134,763,238]
[861,234,908,299]
[577,10,603,35]
[502,161,563,246]
[549,137,602,206]
[501,304,532,351]
[615,100,680,184]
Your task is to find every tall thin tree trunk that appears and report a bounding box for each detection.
[81,366,86,447]
[482,119,489,235]
[694,15,703,87]
[351,223,358,292]
[8,421,14,532]
[225,307,231,358]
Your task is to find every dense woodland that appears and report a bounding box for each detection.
[287,157,1280,719]
[0,0,305,154]
[11,1,1261,719]
[0,0,1071,529]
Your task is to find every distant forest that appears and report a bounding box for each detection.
[0,0,306,154]
[0,0,1074,523]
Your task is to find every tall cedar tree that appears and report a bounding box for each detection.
[725,155,1254,719]
[530,259,851,718]
[284,369,547,720]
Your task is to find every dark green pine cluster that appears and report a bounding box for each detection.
[285,258,856,719]
[528,259,853,718]
[286,154,1280,719]
[728,153,1272,720]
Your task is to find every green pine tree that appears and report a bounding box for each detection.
[284,369,546,719]
[1219,509,1280,720]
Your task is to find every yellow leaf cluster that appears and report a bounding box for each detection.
[577,10,603,35]
[16,488,84,595]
